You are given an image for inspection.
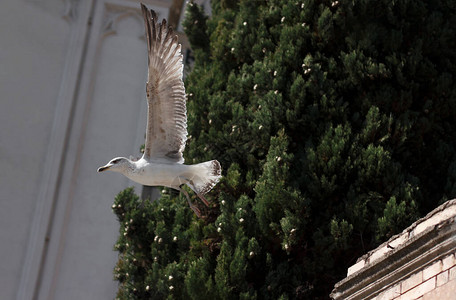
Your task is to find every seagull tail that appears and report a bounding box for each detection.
[187,160,222,195]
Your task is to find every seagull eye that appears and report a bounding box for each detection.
[112,159,121,164]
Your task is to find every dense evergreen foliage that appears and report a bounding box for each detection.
[112,0,456,298]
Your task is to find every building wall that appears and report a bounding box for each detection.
[0,0,210,299]
[375,253,456,300]
[0,1,71,299]
[331,200,456,300]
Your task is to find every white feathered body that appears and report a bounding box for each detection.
[125,158,221,195]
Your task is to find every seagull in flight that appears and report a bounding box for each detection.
[98,3,221,217]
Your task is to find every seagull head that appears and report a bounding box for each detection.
[97,157,131,173]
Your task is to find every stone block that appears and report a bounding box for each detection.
[436,270,449,287]
[401,271,423,293]
[423,260,443,281]
[400,277,436,300]
[369,246,390,265]
[442,253,456,271]
[412,205,456,237]
[375,283,401,300]
[347,259,365,276]
[449,266,456,281]
[387,233,408,249]
[423,279,456,300]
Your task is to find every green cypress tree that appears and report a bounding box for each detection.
[112,0,456,298]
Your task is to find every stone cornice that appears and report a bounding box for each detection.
[331,199,456,300]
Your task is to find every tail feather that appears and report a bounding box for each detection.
[187,160,222,195]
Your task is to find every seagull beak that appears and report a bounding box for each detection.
[97,165,111,172]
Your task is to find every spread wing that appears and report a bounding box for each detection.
[141,4,187,163]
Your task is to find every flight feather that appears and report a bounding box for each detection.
[141,4,187,164]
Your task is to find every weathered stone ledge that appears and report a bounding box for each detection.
[331,199,456,300]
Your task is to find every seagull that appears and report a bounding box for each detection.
[98,3,221,217]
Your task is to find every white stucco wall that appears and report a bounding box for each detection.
[0,0,196,299]
[0,1,70,299]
